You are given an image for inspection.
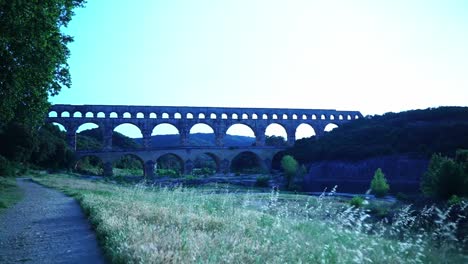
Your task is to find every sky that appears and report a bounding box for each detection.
[52,0,468,138]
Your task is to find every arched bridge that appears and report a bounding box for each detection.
[46,104,363,177]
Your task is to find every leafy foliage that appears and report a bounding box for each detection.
[265,135,287,146]
[287,107,468,163]
[349,196,364,207]
[281,155,298,189]
[421,152,468,199]
[370,168,390,197]
[0,0,86,127]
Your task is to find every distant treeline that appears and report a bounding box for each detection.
[286,107,468,164]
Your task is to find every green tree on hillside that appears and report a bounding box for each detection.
[421,152,467,199]
[0,0,86,128]
[370,168,390,197]
[281,155,299,189]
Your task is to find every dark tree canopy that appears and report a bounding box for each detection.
[0,0,85,127]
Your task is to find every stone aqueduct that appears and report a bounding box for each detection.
[46,104,363,177]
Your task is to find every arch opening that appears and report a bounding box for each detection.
[295,123,316,140]
[136,112,144,118]
[156,153,184,177]
[110,112,118,118]
[48,111,58,118]
[85,112,94,118]
[97,112,105,118]
[271,151,287,171]
[324,123,339,132]
[74,155,104,176]
[73,112,82,118]
[230,151,265,174]
[174,113,182,119]
[76,123,102,151]
[152,123,180,147]
[265,123,287,146]
[113,154,144,177]
[189,123,215,146]
[225,124,255,146]
[193,153,219,176]
[123,112,131,118]
[113,123,143,150]
[52,122,66,132]
[150,113,157,118]
[61,111,70,118]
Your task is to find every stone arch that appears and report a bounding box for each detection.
[271,151,287,171]
[74,155,104,176]
[302,114,307,120]
[113,153,145,177]
[252,113,258,119]
[262,114,268,119]
[152,123,180,147]
[230,151,265,174]
[221,113,228,119]
[292,114,298,120]
[295,123,316,139]
[265,123,287,141]
[113,123,143,150]
[347,115,352,120]
[149,113,157,118]
[272,114,278,120]
[242,113,248,119]
[73,111,83,118]
[174,112,182,119]
[338,114,344,120]
[354,115,360,119]
[48,111,58,117]
[189,123,215,146]
[225,123,256,146]
[198,113,205,119]
[123,112,131,118]
[324,123,339,132]
[330,114,335,120]
[232,113,238,119]
[187,113,194,119]
[97,112,106,118]
[162,113,169,119]
[52,122,67,132]
[110,112,118,118]
[282,114,288,120]
[193,152,220,175]
[312,114,317,120]
[85,112,94,118]
[136,112,144,118]
[155,153,184,176]
[210,113,217,119]
[61,111,70,118]
[76,122,101,151]
[320,114,326,120]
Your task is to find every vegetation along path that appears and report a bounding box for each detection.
[0,178,106,264]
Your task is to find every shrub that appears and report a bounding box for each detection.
[156,168,179,178]
[448,195,462,206]
[370,168,390,197]
[281,155,299,189]
[421,153,467,199]
[349,196,364,207]
[255,175,271,187]
[0,155,15,177]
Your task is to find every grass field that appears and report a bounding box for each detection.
[0,177,22,211]
[34,174,467,263]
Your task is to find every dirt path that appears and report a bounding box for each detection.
[0,178,106,263]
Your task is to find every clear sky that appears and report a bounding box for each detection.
[52,0,468,138]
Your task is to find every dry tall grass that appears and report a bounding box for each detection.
[35,174,467,263]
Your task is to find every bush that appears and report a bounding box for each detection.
[370,168,390,197]
[281,155,299,189]
[349,196,364,207]
[421,152,467,199]
[156,169,179,178]
[448,195,462,206]
[0,155,15,177]
[255,175,271,187]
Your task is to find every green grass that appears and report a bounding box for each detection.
[0,177,23,211]
[34,174,468,263]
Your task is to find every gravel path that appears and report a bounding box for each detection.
[0,178,106,264]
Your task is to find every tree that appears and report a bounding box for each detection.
[421,153,467,199]
[281,155,299,189]
[370,168,390,197]
[0,0,86,128]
